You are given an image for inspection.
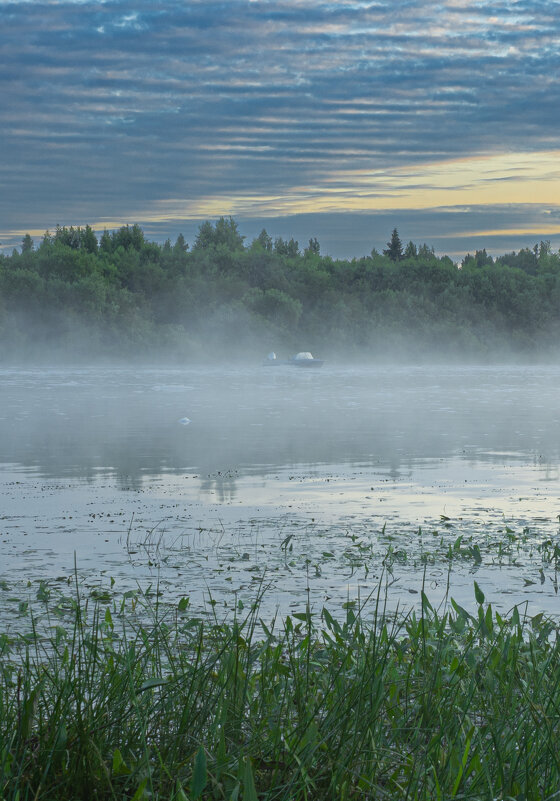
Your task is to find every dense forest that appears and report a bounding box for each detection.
[1,219,560,362]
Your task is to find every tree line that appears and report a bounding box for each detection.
[1,219,560,361]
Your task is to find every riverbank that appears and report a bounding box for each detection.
[2,582,559,800]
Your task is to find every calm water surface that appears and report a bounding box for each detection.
[2,364,560,621]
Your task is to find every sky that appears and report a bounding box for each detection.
[1,0,560,259]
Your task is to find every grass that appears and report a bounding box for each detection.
[1,580,560,800]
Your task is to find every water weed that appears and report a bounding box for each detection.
[1,580,560,800]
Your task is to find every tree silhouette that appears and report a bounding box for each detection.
[384,228,403,261]
[404,240,417,259]
[21,234,34,253]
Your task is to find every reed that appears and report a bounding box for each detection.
[1,583,560,800]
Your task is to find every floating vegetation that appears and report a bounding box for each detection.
[1,580,560,800]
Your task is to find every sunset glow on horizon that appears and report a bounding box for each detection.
[2,0,560,258]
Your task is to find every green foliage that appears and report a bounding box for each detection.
[21,234,34,253]
[243,287,302,328]
[194,217,244,252]
[304,237,320,257]
[383,227,403,261]
[2,585,560,800]
[404,240,417,259]
[251,228,273,253]
[3,220,560,360]
[274,236,299,258]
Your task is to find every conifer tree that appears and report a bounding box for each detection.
[383,228,403,261]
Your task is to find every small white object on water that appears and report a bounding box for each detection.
[178,417,191,425]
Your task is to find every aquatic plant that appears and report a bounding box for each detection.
[1,583,560,800]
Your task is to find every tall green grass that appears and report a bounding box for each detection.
[1,583,560,800]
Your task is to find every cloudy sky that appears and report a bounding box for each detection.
[1,0,560,258]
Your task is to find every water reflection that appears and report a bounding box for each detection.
[2,365,560,488]
[3,365,560,619]
[199,470,240,503]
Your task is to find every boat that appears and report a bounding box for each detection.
[263,351,324,368]
[289,351,324,367]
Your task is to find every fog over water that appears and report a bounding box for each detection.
[2,364,560,621]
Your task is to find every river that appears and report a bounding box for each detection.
[1,364,560,622]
